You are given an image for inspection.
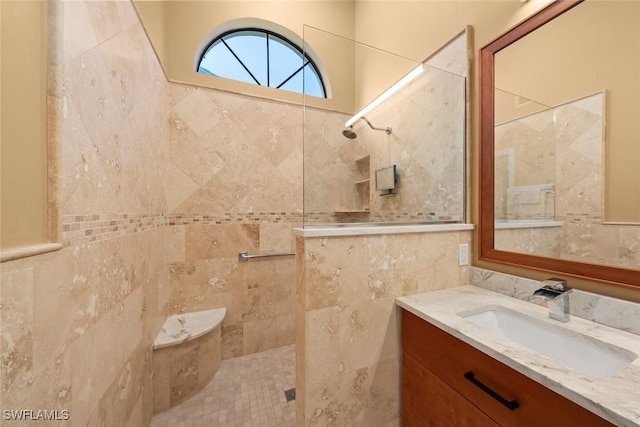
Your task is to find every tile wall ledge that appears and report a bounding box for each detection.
[0,242,63,263]
[494,219,563,229]
[294,223,474,238]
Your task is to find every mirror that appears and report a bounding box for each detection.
[480,0,640,288]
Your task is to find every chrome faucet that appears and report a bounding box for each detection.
[533,279,573,322]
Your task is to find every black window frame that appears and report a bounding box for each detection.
[197,27,327,98]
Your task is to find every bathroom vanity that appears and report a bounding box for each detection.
[397,286,640,427]
[402,310,612,426]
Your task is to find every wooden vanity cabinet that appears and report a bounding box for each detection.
[403,350,498,427]
[401,310,614,427]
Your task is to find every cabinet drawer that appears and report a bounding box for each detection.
[403,350,499,427]
[402,310,614,427]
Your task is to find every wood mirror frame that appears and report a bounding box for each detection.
[479,0,640,289]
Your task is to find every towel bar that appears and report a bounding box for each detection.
[238,251,295,262]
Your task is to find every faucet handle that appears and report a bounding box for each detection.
[537,278,572,322]
[541,278,570,292]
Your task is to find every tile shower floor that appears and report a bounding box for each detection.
[150,345,296,427]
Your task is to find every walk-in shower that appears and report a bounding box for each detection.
[303,25,468,227]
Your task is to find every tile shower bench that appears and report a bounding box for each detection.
[152,308,226,413]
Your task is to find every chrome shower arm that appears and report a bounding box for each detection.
[361,117,392,135]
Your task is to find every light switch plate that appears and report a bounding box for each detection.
[458,243,469,266]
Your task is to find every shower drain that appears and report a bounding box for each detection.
[284,388,296,402]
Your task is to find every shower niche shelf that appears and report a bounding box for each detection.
[354,154,371,211]
[333,154,371,218]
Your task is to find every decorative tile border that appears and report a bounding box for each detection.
[560,213,603,224]
[303,212,342,223]
[166,212,303,225]
[62,213,167,247]
[303,211,463,224]
[370,211,461,222]
[62,212,304,247]
[62,210,466,247]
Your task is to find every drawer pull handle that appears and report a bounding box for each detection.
[464,371,520,411]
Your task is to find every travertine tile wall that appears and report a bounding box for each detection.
[495,92,604,222]
[365,35,467,223]
[303,107,364,217]
[494,92,640,269]
[295,230,472,426]
[153,327,221,412]
[554,93,603,223]
[552,93,638,267]
[0,8,473,427]
[303,31,468,224]
[295,31,472,426]
[494,226,561,259]
[494,108,556,220]
[1,1,169,426]
[3,3,355,423]
[163,83,304,358]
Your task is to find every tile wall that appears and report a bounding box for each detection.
[1,7,475,427]
[365,37,467,223]
[303,31,468,224]
[494,108,556,220]
[495,92,640,269]
[295,230,472,426]
[302,107,363,218]
[162,83,304,358]
[1,2,340,423]
[1,1,169,425]
[294,30,472,427]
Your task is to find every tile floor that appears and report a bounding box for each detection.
[150,345,296,427]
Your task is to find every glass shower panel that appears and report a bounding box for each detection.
[302,26,467,226]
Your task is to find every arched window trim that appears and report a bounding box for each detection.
[193,18,331,98]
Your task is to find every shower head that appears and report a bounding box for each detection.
[342,127,358,139]
[341,117,392,139]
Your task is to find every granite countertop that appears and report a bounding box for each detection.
[396,285,640,427]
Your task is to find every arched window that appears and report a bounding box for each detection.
[197,28,326,98]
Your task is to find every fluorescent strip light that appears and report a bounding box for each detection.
[345,63,425,128]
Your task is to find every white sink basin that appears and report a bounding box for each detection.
[459,305,638,379]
